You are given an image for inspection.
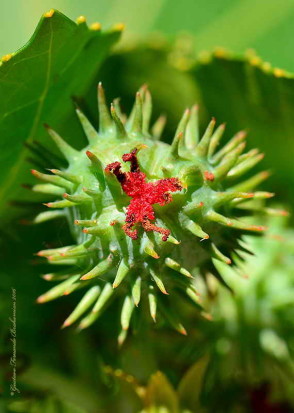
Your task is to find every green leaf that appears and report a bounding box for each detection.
[190,54,294,209]
[0,10,120,225]
[144,371,179,413]
[153,0,294,72]
[177,355,210,412]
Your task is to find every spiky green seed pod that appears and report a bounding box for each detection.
[196,216,294,406]
[33,83,271,340]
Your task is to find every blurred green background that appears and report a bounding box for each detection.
[2,0,294,71]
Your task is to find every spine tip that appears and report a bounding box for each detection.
[204,171,215,181]
[61,320,70,329]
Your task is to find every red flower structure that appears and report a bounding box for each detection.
[105,148,182,241]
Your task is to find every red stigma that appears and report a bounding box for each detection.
[105,148,182,241]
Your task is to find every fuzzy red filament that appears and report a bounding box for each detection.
[105,148,182,241]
